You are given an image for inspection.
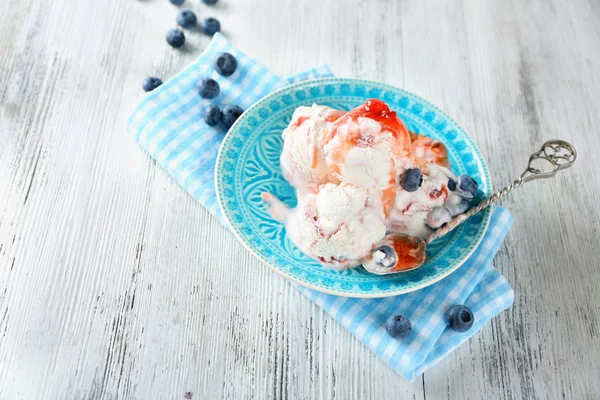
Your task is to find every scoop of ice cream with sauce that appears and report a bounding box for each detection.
[261,183,386,269]
[280,105,344,193]
[262,99,468,270]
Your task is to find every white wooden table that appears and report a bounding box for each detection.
[1,0,599,398]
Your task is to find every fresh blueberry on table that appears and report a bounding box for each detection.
[166,29,185,48]
[426,206,452,229]
[202,0,218,4]
[169,0,185,5]
[199,17,221,36]
[446,305,474,332]
[385,314,412,339]
[445,193,469,216]
[142,77,163,92]
[177,10,197,29]
[220,105,244,129]
[215,53,238,77]
[458,175,478,198]
[204,105,221,126]
[447,177,457,191]
[400,168,423,192]
[198,78,220,99]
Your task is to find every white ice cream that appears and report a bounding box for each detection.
[387,164,454,237]
[262,100,456,270]
[322,117,399,192]
[280,105,342,193]
[283,183,386,269]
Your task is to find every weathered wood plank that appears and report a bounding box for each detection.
[0,0,599,398]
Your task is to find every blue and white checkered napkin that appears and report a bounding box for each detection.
[127,33,514,382]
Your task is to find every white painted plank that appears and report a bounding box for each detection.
[0,0,599,399]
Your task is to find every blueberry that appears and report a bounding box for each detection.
[445,193,469,216]
[199,17,221,36]
[177,10,197,29]
[169,0,185,5]
[202,0,218,4]
[204,105,221,126]
[220,105,244,129]
[166,29,185,48]
[215,53,238,77]
[400,168,423,192]
[447,177,456,191]
[198,78,220,99]
[373,245,397,269]
[385,314,412,339]
[446,305,474,332]
[427,207,452,229]
[458,175,478,199]
[142,77,162,92]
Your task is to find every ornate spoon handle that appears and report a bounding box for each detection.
[425,140,577,244]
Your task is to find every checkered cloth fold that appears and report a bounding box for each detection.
[127,33,514,382]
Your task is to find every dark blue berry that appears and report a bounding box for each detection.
[458,175,478,198]
[220,105,244,129]
[177,10,197,29]
[142,77,162,92]
[198,78,220,99]
[169,0,185,5]
[204,105,221,126]
[166,29,185,48]
[401,168,423,192]
[215,53,238,77]
[373,245,397,269]
[446,305,474,332]
[447,177,456,191]
[202,0,218,4]
[199,17,221,36]
[385,314,412,339]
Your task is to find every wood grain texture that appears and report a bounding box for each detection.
[1,0,599,398]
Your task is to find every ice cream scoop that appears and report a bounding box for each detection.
[280,105,344,192]
[321,99,412,215]
[265,99,467,270]
[363,140,577,274]
[262,182,387,269]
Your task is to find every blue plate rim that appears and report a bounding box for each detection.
[215,77,492,298]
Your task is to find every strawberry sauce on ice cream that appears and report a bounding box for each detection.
[262,99,456,270]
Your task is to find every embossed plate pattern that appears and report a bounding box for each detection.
[215,78,491,297]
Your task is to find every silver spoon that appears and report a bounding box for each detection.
[363,139,578,275]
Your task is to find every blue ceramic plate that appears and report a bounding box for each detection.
[215,78,491,298]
